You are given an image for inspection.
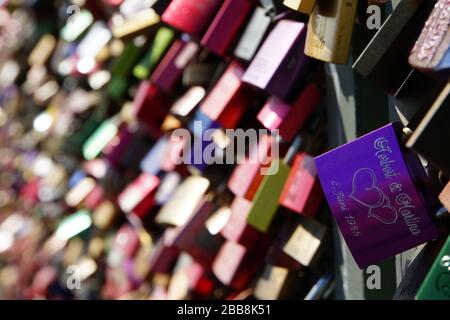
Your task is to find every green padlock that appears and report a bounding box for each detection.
[133,27,175,80]
[108,39,147,100]
[82,116,120,161]
[55,210,92,241]
[112,44,142,77]
[416,235,450,300]
[247,136,303,232]
[60,10,94,42]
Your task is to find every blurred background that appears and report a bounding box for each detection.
[1,0,447,301]
[0,0,336,300]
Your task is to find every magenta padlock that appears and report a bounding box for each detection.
[315,122,439,268]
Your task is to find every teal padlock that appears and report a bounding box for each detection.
[416,234,450,300]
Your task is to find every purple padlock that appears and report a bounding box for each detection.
[315,122,439,268]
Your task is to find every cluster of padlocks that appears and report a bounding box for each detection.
[0,0,448,300]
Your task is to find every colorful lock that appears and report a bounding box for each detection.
[305,0,358,65]
[161,0,222,38]
[227,133,276,200]
[132,81,172,139]
[257,84,321,143]
[233,6,272,62]
[212,240,266,290]
[416,235,450,300]
[246,135,304,232]
[283,0,316,14]
[315,122,439,268]
[173,199,223,267]
[199,61,250,129]
[140,136,170,175]
[279,153,323,217]
[151,38,199,93]
[117,173,160,219]
[185,111,222,172]
[246,158,291,233]
[408,0,450,81]
[200,0,254,56]
[133,27,175,80]
[242,19,309,100]
[220,196,261,248]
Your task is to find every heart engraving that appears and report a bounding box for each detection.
[368,203,398,225]
[349,168,398,225]
[349,168,385,208]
